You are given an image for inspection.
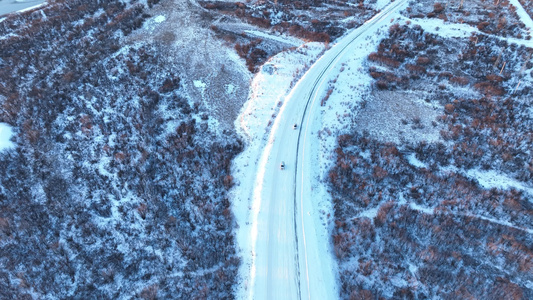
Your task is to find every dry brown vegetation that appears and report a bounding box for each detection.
[330,133,533,299]
[365,23,532,95]
[235,38,269,72]
[0,0,241,298]
[331,21,533,299]
[404,0,530,39]
[200,0,378,42]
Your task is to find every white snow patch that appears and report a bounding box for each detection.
[225,83,235,94]
[193,80,207,98]
[407,153,428,169]
[413,17,474,38]
[409,202,434,215]
[142,15,167,32]
[474,214,533,234]
[360,150,371,160]
[343,38,443,144]
[466,168,533,196]
[319,20,397,161]
[398,193,407,205]
[376,0,392,10]
[408,263,418,275]
[358,207,379,219]
[403,15,532,46]
[0,123,15,151]
[509,0,533,37]
[269,11,284,25]
[244,30,302,47]
[234,43,323,143]
[390,275,408,288]
[153,15,166,23]
[439,165,533,199]
[193,80,206,89]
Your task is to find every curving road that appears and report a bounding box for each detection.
[250,0,409,299]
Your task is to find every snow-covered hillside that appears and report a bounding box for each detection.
[0,0,246,298]
[1,0,532,299]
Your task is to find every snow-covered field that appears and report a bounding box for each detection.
[401,15,533,47]
[327,0,533,296]
[400,0,533,198]
[408,154,533,198]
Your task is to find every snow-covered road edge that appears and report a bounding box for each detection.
[509,0,533,39]
[293,2,411,299]
[230,42,326,299]
[230,0,411,298]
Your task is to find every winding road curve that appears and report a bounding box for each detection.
[251,1,409,299]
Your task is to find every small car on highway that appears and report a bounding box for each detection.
[280,161,285,170]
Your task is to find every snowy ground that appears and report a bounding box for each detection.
[0,123,14,152]
[509,0,533,37]
[407,155,533,234]
[399,0,533,199]
[231,0,410,298]
[355,0,533,199]
[407,154,533,198]
[232,0,532,297]
[231,41,325,298]
[399,15,533,47]
[124,0,251,132]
